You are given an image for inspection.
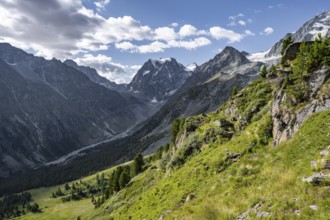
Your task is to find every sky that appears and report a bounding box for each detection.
[0,0,328,84]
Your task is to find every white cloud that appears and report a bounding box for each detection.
[168,37,211,50]
[95,0,110,11]
[179,24,198,38]
[238,20,246,26]
[244,30,255,36]
[115,41,135,51]
[155,27,177,41]
[227,13,248,27]
[115,41,169,54]
[115,37,211,53]
[209,26,244,43]
[171,22,178,27]
[136,41,170,53]
[263,27,274,35]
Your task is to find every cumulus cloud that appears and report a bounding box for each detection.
[115,37,211,53]
[155,27,177,41]
[179,24,198,37]
[0,0,103,58]
[263,27,274,35]
[209,27,244,43]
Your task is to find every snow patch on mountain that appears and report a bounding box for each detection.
[247,49,280,63]
[151,97,158,103]
[143,70,150,76]
[310,22,330,39]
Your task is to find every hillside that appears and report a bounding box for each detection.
[4,35,330,220]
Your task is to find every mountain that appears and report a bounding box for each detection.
[0,43,146,177]
[63,59,123,90]
[127,58,191,102]
[266,10,330,57]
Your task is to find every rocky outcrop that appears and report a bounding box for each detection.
[282,42,314,61]
[272,67,330,145]
[303,146,330,186]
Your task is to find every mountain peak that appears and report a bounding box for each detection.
[64,59,78,67]
[128,58,190,102]
[204,46,250,71]
[147,58,178,69]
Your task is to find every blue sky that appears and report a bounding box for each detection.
[0,0,328,83]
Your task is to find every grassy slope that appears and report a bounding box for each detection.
[88,110,329,220]
[15,91,330,219]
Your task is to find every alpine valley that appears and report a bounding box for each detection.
[0,7,330,220]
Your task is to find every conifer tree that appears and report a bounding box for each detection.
[260,65,267,78]
[119,169,131,189]
[130,153,144,177]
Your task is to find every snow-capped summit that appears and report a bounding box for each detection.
[150,58,173,67]
[185,63,198,72]
[128,57,191,102]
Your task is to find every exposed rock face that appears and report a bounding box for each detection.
[128,58,191,102]
[266,10,330,57]
[272,67,330,145]
[0,43,143,177]
[282,42,314,61]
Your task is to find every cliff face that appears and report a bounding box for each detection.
[272,67,330,145]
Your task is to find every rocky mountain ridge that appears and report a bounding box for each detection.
[128,58,191,102]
